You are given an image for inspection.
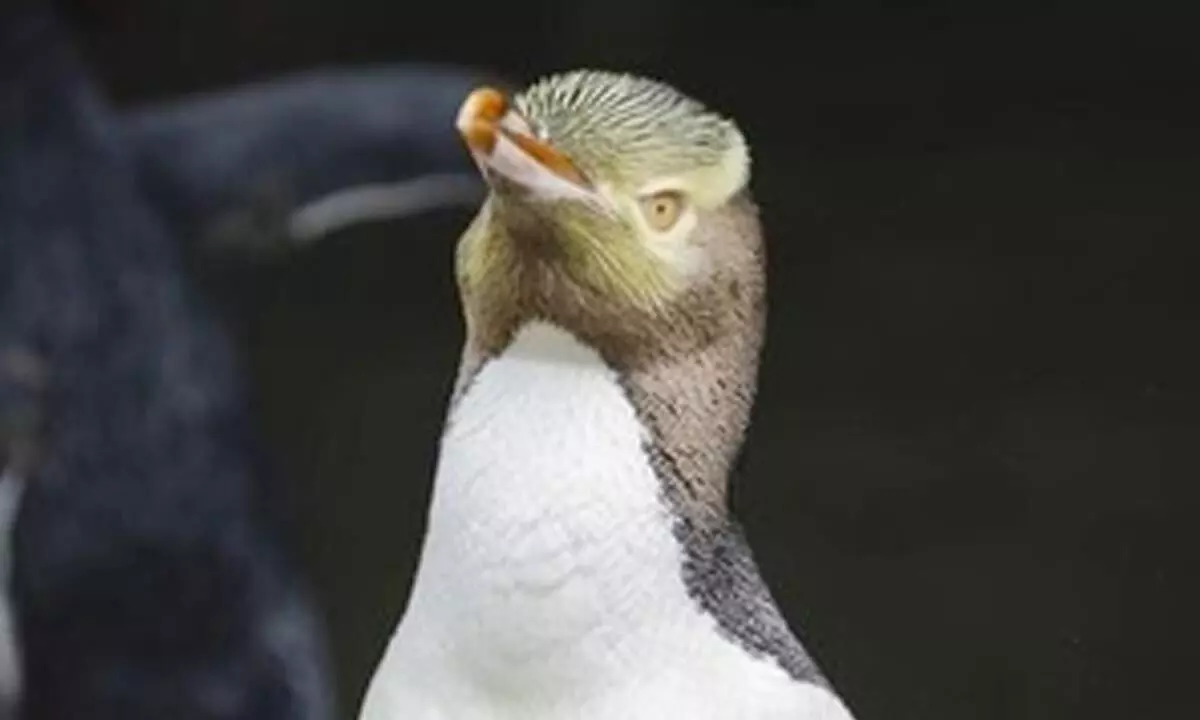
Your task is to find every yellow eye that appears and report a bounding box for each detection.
[638,191,686,233]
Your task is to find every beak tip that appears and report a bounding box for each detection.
[456,86,514,168]
[455,86,508,143]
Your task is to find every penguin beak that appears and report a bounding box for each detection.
[455,87,608,209]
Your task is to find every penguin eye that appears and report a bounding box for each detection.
[637,191,687,233]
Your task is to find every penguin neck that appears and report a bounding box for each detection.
[399,320,724,686]
[445,309,760,527]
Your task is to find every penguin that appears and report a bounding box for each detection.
[360,70,857,720]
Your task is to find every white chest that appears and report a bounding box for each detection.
[359,322,851,720]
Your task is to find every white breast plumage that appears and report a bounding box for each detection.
[359,321,852,720]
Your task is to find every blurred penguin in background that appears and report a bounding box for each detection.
[1,1,495,717]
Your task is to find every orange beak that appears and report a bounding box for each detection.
[455,86,594,194]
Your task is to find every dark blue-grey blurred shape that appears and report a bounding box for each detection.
[123,66,504,254]
[1,4,503,719]
[2,6,333,719]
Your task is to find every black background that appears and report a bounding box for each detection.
[66,3,1200,718]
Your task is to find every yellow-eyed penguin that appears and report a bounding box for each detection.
[359,70,857,720]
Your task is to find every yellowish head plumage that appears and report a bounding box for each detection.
[452,70,764,380]
[455,70,754,319]
[513,70,751,205]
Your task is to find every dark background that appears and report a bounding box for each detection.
[67,3,1200,718]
